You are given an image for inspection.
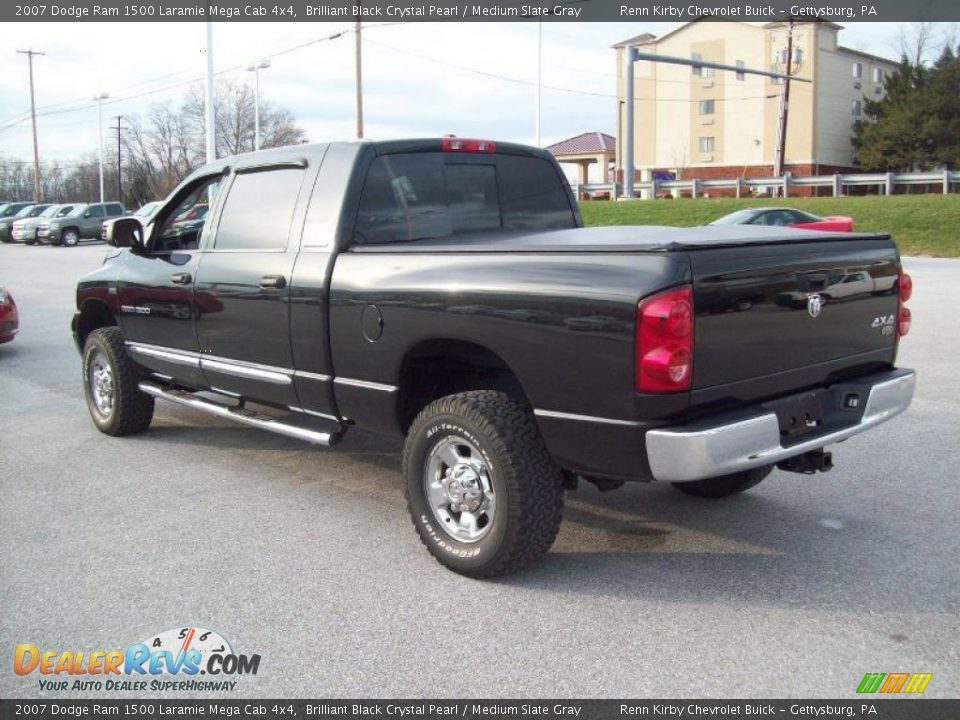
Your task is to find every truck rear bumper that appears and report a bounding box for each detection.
[646,368,916,483]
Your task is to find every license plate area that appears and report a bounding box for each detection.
[766,390,828,438]
[761,379,872,446]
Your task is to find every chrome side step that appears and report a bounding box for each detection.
[138,381,341,446]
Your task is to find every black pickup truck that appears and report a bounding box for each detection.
[73,138,916,577]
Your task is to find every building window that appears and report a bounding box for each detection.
[872,67,884,83]
[699,137,715,153]
[692,53,702,76]
[852,99,862,117]
[852,62,863,78]
[699,99,715,115]
[770,64,783,85]
[735,60,745,81]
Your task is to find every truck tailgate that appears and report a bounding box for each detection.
[690,236,901,406]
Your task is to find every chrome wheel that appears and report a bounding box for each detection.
[424,435,496,543]
[63,230,79,247]
[88,350,114,416]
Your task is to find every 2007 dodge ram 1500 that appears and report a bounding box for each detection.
[73,138,916,577]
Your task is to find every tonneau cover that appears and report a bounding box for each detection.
[348,225,890,254]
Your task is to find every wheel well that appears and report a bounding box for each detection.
[398,340,530,431]
[76,300,117,349]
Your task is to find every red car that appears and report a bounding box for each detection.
[710,207,854,232]
[0,286,18,344]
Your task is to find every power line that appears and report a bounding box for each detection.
[363,37,777,103]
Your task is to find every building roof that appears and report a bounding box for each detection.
[837,45,899,65]
[546,132,616,156]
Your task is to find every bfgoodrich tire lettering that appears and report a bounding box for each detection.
[82,327,154,436]
[403,391,564,578]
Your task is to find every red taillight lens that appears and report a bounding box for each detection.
[897,271,912,340]
[898,306,912,337]
[441,137,496,153]
[636,286,694,393]
[899,273,912,302]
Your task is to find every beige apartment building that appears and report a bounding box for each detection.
[614,21,898,190]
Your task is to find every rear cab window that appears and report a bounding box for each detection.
[354,151,575,245]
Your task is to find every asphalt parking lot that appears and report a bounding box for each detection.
[1,241,957,699]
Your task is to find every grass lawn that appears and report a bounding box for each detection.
[579,194,960,257]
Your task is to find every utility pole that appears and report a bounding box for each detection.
[774,20,795,191]
[16,49,45,203]
[354,18,364,139]
[113,115,123,201]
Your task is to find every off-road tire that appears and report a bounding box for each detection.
[82,327,154,436]
[403,391,564,578]
[671,464,773,498]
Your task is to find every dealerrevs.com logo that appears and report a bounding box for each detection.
[13,626,260,692]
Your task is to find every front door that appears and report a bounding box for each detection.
[193,164,309,409]
[118,174,224,388]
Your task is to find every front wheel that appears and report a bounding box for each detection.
[82,327,154,436]
[671,465,773,498]
[403,391,564,578]
[61,229,80,247]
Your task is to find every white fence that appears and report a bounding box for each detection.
[574,170,960,200]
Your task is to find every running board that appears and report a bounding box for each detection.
[138,381,341,446]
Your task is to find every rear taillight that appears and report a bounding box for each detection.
[636,285,694,393]
[441,137,496,153]
[898,272,912,339]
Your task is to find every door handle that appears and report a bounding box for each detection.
[260,275,287,289]
[170,272,192,285]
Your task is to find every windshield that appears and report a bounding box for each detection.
[1,204,26,217]
[39,205,61,218]
[709,209,762,226]
[56,205,76,217]
[135,202,160,218]
[13,205,38,219]
[65,205,88,218]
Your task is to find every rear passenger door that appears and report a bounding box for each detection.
[82,204,106,237]
[193,163,310,409]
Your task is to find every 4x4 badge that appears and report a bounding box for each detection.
[807,294,823,318]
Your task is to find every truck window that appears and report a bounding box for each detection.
[354,152,574,245]
[497,155,576,231]
[214,168,304,251]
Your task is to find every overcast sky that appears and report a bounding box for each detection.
[0,21,912,165]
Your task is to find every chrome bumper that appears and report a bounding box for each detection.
[646,369,916,483]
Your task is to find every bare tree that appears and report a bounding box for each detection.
[897,22,936,66]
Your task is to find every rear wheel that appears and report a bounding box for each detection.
[62,228,80,247]
[82,327,154,436]
[403,390,564,578]
[671,465,773,499]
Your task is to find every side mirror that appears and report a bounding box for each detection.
[105,217,144,250]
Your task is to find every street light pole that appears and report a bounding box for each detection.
[204,20,216,163]
[354,19,364,139]
[535,22,542,146]
[93,92,109,203]
[245,59,271,151]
